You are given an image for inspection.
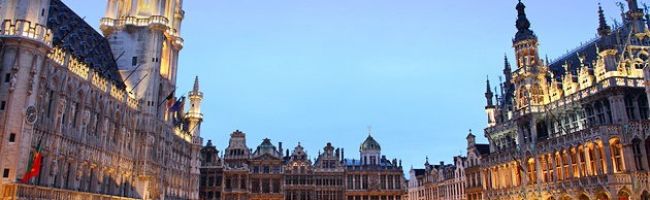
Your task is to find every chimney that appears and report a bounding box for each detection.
[278,142,283,154]
[341,148,345,162]
[335,148,340,159]
[440,161,444,166]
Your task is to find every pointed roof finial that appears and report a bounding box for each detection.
[367,126,372,136]
[514,0,537,42]
[504,54,512,70]
[485,76,494,106]
[193,76,200,93]
[545,54,550,65]
[598,3,612,36]
[486,76,492,93]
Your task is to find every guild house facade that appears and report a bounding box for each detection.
[0,0,204,199]
[408,135,485,200]
[482,0,650,199]
[199,130,407,200]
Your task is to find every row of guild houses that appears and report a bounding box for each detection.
[407,131,489,200]
[0,0,204,199]
[409,0,650,200]
[199,130,408,200]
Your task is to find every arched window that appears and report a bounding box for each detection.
[618,190,630,200]
[646,138,650,170]
[530,84,544,105]
[587,144,597,175]
[611,138,625,173]
[555,153,563,181]
[585,105,596,125]
[639,93,649,119]
[562,150,570,179]
[527,158,536,185]
[595,102,605,125]
[604,100,613,124]
[578,146,587,177]
[517,87,529,109]
[633,138,644,171]
[625,95,638,120]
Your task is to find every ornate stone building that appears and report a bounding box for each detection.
[199,131,407,200]
[482,0,650,199]
[407,156,467,200]
[464,131,489,200]
[200,140,224,200]
[0,0,203,199]
[313,142,346,200]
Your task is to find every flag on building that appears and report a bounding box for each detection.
[170,96,185,112]
[21,139,43,183]
[164,90,176,109]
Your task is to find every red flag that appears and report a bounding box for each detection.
[21,140,42,184]
[166,97,176,109]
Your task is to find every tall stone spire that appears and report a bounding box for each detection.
[598,3,612,36]
[485,77,494,107]
[187,76,203,139]
[502,55,514,105]
[503,55,512,74]
[193,76,200,93]
[514,0,537,42]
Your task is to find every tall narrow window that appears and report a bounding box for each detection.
[47,90,54,117]
[611,138,625,173]
[633,139,644,171]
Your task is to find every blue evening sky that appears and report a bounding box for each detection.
[64,0,629,170]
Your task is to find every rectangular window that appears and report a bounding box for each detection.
[2,169,8,178]
[47,91,54,117]
[8,133,15,142]
[0,101,5,110]
[4,73,9,83]
[132,57,137,66]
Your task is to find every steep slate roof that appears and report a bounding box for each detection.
[547,27,625,80]
[475,144,490,156]
[47,0,125,89]
[413,169,426,176]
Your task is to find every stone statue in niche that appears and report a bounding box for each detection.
[8,74,16,92]
[50,159,58,176]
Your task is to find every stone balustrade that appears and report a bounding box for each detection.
[1,183,138,200]
[0,19,52,47]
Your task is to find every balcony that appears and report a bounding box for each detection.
[1,183,139,200]
[0,19,53,47]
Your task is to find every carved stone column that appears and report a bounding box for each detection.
[592,144,603,175]
[608,94,628,124]
[603,140,614,174]
[567,149,575,178]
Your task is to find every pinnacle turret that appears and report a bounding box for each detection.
[598,3,612,36]
[193,76,200,93]
[485,77,494,107]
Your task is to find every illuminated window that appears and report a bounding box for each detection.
[611,138,625,173]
